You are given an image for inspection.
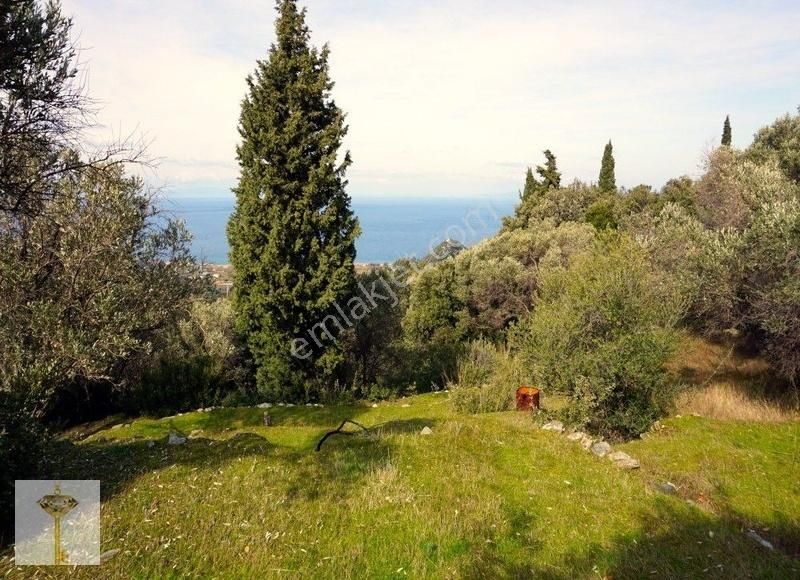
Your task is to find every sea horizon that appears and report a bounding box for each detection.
[166,195,518,265]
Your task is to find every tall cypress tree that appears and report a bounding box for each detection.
[227,0,359,401]
[598,140,616,192]
[520,167,539,203]
[721,115,732,146]
[536,149,561,190]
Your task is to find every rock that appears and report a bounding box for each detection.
[608,451,640,469]
[286,403,295,408]
[420,426,433,436]
[371,403,378,408]
[167,432,187,446]
[401,404,411,408]
[256,403,272,409]
[262,412,271,427]
[580,435,594,450]
[100,548,121,563]
[656,482,677,495]
[305,403,313,407]
[566,431,585,441]
[541,420,564,433]
[747,529,774,550]
[590,441,612,457]
[111,424,123,430]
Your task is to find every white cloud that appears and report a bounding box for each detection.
[63,0,800,197]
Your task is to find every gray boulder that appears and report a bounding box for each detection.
[420,426,433,436]
[541,420,564,433]
[607,451,640,469]
[656,482,677,495]
[167,432,187,445]
[590,441,612,457]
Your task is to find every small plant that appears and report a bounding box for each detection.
[450,340,526,413]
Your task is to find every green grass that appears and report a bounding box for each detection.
[2,393,798,578]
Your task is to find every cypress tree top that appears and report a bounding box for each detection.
[599,140,616,192]
[520,167,539,203]
[536,150,561,190]
[722,115,732,146]
[227,0,359,400]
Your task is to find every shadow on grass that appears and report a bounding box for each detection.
[39,416,439,509]
[39,432,274,502]
[460,498,798,579]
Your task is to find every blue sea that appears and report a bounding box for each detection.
[165,196,518,264]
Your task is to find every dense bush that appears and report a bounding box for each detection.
[449,340,526,414]
[585,197,618,230]
[695,147,799,230]
[737,199,800,389]
[514,238,683,438]
[128,298,252,414]
[0,164,204,419]
[403,221,596,344]
[341,268,408,397]
[521,180,602,226]
[747,106,800,184]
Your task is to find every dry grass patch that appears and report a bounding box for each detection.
[670,334,798,422]
[678,383,798,422]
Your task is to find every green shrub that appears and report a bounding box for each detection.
[450,340,526,414]
[342,268,408,397]
[739,199,800,389]
[127,298,252,414]
[585,198,618,230]
[513,237,683,438]
[747,106,800,184]
[403,221,595,344]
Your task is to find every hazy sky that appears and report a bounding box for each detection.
[63,0,800,199]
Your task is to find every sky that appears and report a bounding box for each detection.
[62,0,800,199]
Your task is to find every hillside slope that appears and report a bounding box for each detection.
[2,393,797,578]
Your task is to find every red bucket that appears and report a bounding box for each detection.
[515,386,540,411]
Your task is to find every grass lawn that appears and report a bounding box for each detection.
[2,393,798,578]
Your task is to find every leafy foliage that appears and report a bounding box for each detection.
[747,106,800,184]
[696,147,799,230]
[129,299,253,415]
[403,221,595,346]
[0,163,202,418]
[341,268,407,397]
[514,238,683,438]
[0,392,47,544]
